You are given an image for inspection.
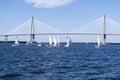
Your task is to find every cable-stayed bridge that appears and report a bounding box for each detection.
[1,15,120,43]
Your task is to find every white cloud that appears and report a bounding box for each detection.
[24,0,75,8]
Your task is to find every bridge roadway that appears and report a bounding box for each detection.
[0,33,120,36]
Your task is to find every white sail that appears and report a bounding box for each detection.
[12,36,19,46]
[95,35,100,48]
[53,36,57,47]
[65,36,71,47]
[26,35,32,45]
[15,37,18,44]
[26,39,30,45]
[97,35,100,46]
[57,35,60,45]
[49,35,52,45]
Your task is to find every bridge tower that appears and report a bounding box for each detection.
[103,15,106,44]
[29,17,35,43]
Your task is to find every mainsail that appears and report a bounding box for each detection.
[65,36,71,47]
[12,36,19,46]
[95,35,100,48]
[53,36,57,47]
[49,35,52,46]
[57,35,60,45]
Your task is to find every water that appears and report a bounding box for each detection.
[0,43,120,80]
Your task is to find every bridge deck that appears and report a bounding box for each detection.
[1,33,120,36]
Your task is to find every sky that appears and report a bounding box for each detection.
[1,0,120,42]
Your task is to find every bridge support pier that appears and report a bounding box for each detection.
[103,15,106,45]
[30,34,35,43]
[4,35,8,43]
[27,17,35,44]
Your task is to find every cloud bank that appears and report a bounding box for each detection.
[24,0,75,8]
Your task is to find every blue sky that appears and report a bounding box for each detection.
[0,0,120,34]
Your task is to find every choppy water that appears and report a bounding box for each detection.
[0,43,120,80]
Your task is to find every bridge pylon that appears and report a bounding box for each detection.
[29,17,35,43]
[103,15,106,45]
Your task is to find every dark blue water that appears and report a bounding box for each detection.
[0,43,120,80]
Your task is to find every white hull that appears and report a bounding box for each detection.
[65,44,69,47]
[38,43,42,46]
[26,41,32,45]
[95,45,100,48]
[12,44,19,46]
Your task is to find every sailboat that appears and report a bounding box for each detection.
[57,35,60,46]
[65,36,71,47]
[37,42,42,46]
[12,36,19,46]
[26,35,32,45]
[49,35,53,46]
[53,36,57,47]
[95,35,100,48]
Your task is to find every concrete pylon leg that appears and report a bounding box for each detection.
[30,17,35,43]
[103,15,106,45]
[4,35,8,43]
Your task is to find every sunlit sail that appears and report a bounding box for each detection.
[49,35,52,46]
[12,36,19,46]
[95,35,100,48]
[53,36,57,47]
[65,36,71,47]
[26,35,32,45]
[57,35,60,46]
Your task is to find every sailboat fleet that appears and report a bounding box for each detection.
[11,35,104,48]
[10,16,107,48]
[11,35,72,47]
[48,35,60,47]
